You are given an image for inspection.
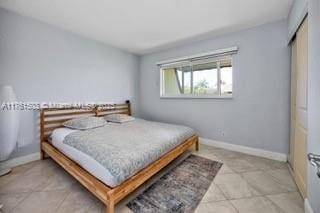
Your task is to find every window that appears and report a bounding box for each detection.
[160,57,233,98]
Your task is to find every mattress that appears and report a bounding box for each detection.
[52,128,119,187]
[52,119,195,187]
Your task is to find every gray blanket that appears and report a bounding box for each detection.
[63,119,195,186]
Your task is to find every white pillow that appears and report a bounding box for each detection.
[63,117,107,130]
[104,114,135,123]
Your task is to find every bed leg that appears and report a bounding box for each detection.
[40,150,45,160]
[40,149,50,160]
[106,199,115,213]
[195,139,199,151]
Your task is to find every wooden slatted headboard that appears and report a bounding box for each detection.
[40,100,131,143]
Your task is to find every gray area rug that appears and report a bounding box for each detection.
[127,154,222,213]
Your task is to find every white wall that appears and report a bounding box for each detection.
[0,8,140,158]
[139,21,291,154]
[307,0,320,212]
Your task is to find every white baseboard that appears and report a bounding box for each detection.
[0,152,41,169]
[305,199,314,213]
[199,137,287,162]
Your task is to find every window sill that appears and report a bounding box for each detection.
[160,95,233,99]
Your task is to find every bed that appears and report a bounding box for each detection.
[40,100,199,213]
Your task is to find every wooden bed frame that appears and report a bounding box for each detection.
[40,100,199,213]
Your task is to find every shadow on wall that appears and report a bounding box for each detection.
[8,110,40,159]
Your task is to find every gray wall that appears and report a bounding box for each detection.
[0,8,140,158]
[139,21,291,154]
[287,0,308,40]
[308,0,320,211]
[0,8,291,159]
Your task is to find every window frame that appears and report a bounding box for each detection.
[160,56,233,99]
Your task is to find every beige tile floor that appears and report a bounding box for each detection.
[0,144,304,213]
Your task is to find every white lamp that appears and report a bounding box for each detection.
[0,85,19,176]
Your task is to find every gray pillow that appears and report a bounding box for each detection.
[104,114,135,123]
[63,117,107,130]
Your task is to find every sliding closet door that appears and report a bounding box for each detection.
[293,17,308,198]
[290,40,297,167]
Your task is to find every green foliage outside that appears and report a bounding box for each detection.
[193,79,209,94]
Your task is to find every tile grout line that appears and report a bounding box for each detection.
[213,182,230,201]
[227,199,240,213]
[0,164,34,191]
[239,169,298,194]
[264,169,299,191]
[214,173,299,200]
[53,183,77,213]
[9,192,32,213]
[7,182,72,212]
[202,192,301,213]
[264,195,286,213]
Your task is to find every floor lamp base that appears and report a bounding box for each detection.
[0,168,12,177]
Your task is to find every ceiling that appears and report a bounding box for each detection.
[0,0,293,55]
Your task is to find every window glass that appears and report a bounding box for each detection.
[161,57,232,98]
[192,62,218,95]
[220,59,232,96]
[163,68,180,95]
